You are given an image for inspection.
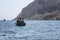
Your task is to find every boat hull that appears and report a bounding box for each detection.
[16,20,25,26]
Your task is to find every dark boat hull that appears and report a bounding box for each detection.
[16,21,25,26]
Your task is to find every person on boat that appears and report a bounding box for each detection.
[18,16,24,21]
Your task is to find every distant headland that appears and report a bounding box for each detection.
[15,0,60,20]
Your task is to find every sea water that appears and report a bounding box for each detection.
[0,20,60,40]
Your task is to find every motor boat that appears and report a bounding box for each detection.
[16,16,26,26]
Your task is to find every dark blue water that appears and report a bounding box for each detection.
[0,20,60,40]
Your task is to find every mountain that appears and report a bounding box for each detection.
[15,0,60,20]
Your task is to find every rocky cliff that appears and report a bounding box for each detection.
[15,0,60,20]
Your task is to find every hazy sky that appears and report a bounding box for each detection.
[0,0,34,20]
